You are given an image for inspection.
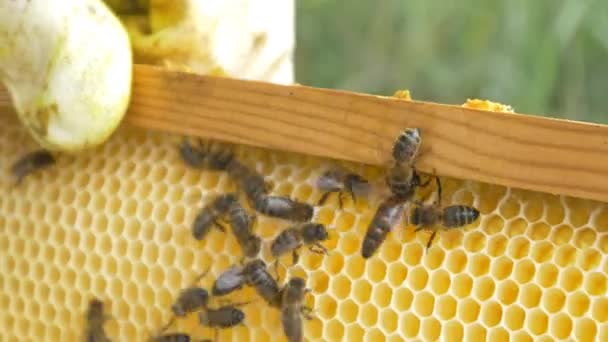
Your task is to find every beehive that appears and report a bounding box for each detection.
[1,108,607,342]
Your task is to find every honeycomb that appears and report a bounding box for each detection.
[1,109,608,342]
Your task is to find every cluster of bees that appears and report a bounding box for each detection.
[10,128,480,342]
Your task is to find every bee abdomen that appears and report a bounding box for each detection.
[271,230,299,257]
[392,128,421,164]
[361,224,389,259]
[443,205,480,227]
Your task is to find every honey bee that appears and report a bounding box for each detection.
[281,277,314,342]
[385,162,426,200]
[84,298,110,342]
[198,302,251,341]
[392,128,421,164]
[253,195,314,222]
[192,193,238,240]
[212,265,246,297]
[242,259,282,307]
[361,196,406,259]
[227,201,261,258]
[316,170,369,208]
[178,139,234,170]
[11,149,55,186]
[271,223,329,267]
[178,139,207,168]
[410,177,480,250]
[150,333,192,342]
[162,271,210,331]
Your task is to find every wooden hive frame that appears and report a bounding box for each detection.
[4,64,604,203]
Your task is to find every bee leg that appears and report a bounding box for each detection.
[426,230,437,251]
[274,260,281,280]
[213,220,227,233]
[192,267,211,285]
[159,316,176,333]
[301,305,315,320]
[309,243,328,255]
[292,250,300,264]
[338,192,344,209]
[317,191,332,206]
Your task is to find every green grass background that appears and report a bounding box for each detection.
[295,0,608,123]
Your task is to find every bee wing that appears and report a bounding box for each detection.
[212,266,246,296]
[281,307,303,342]
[316,172,341,190]
[350,179,371,198]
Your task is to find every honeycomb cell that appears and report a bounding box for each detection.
[372,283,392,308]
[514,259,536,284]
[346,324,364,341]
[469,254,490,277]
[578,248,601,271]
[393,288,413,311]
[492,256,513,280]
[359,303,378,327]
[352,280,372,304]
[573,227,597,249]
[338,300,359,324]
[550,313,573,339]
[567,291,590,317]
[436,295,457,320]
[338,233,359,256]
[458,298,480,323]
[452,273,473,299]
[527,309,548,335]
[554,245,577,268]
[486,235,508,258]
[324,319,344,341]
[561,267,583,292]
[387,263,408,288]
[430,270,450,295]
[413,291,435,317]
[345,257,365,280]
[575,318,598,341]
[592,297,608,322]
[528,222,551,241]
[403,243,424,266]
[499,197,521,219]
[466,324,487,341]
[379,308,398,334]
[443,320,464,342]
[317,295,337,321]
[506,218,527,237]
[544,196,565,225]
[399,313,420,338]
[481,301,502,327]
[330,275,351,300]
[407,267,429,291]
[508,237,530,259]
[366,258,387,283]
[550,224,574,245]
[421,317,441,341]
[505,305,526,331]
[423,247,445,270]
[446,249,467,274]
[483,215,505,235]
[531,241,554,264]
[463,231,486,253]
[536,263,559,288]
[473,277,495,301]
[523,195,544,222]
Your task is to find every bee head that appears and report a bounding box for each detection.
[302,223,328,243]
[232,308,246,324]
[244,236,262,258]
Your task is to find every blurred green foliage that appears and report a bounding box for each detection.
[296,0,608,123]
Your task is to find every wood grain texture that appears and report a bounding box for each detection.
[2,64,608,202]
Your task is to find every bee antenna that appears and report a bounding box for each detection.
[192,266,212,285]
